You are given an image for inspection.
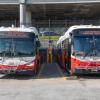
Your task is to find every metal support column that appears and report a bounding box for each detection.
[26,8,32,27]
[20,0,26,27]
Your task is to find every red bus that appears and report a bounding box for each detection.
[0,27,40,75]
[57,25,100,74]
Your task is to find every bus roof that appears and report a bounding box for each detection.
[57,25,100,45]
[0,26,39,36]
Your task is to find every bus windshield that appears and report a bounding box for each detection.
[73,36,100,57]
[0,38,35,57]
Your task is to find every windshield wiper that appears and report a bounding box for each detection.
[84,35,98,58]
[83,45,93,58]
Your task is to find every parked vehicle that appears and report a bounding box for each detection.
[0,26,40,75]
[57,25,100,74]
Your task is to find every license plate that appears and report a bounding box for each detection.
[6,70,16,74]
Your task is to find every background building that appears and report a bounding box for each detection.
[0,0,100,47]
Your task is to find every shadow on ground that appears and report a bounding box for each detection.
[77,74,100,80]
[35,63,68,79]
[0,74,35,80]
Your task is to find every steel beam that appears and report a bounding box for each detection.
[0,0,100,4]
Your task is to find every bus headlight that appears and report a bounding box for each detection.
[27,62,35,67]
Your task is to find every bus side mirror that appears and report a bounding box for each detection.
[36,41,40,47]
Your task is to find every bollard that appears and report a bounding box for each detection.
[47,47,53,63]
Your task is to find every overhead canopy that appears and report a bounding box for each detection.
[0,0,100,4]
[0,2,100,27]
[0,3,100,20]
[30,3,100,20]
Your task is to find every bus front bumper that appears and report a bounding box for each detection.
[0,69,34,75]
[73,68,100,74]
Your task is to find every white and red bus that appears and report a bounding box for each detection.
[57,25,100,74]
[0,26,40,75]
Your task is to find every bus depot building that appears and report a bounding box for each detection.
[0,0,100,38]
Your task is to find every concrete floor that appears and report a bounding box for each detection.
[0,63,100,100]
[0,76,100,100]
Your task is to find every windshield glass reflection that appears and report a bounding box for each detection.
[73,36,100,57]
[0,38,35,57]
